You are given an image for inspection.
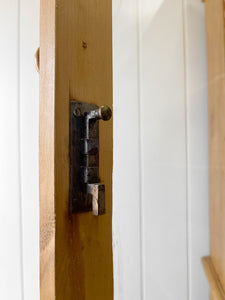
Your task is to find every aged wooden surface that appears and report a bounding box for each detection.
[204,0,225,297]
[39,0,55,298]
[39,0,113,299]
[202,257,225,300]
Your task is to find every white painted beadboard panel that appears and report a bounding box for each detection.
[113,0,142,299]
[0,0,209,299]
[113,0,209,299]
[139,0,188,299]
[184,1,209,299]
[0,1,23,299]
[20,0,40,299]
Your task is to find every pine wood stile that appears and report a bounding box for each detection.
[39,0,113,299]
[204,0,225,299]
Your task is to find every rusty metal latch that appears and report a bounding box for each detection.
[69,100,112,216]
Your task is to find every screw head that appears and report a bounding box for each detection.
[74,108,81,116]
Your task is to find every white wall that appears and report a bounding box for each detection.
[0,0,40,299]
[20,0,40,299]
[0,1,23,298]
[0,0,209,299]
[113,0,209,300]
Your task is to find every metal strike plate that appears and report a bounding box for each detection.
[69,100,111,215]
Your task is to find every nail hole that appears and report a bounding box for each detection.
[82,41,87,49]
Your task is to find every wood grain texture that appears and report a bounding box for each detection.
[39,0,55,298]
[205,0,225,294]
[39,0,113,299]
[202,257,225,300]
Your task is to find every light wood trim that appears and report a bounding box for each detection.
[39,0,55,298]
[202,257,225,300]
[204,0,225,294]
[39,0,113,298]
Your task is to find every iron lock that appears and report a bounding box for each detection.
[69,100,112,216]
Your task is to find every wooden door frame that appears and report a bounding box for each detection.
[39,0,113,298]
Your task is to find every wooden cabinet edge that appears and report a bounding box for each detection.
[202,256,225,300]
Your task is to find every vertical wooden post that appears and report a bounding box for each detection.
[39,0,113,298]
[204,0,225,298]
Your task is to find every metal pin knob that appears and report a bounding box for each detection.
[86,105,112,121]
[99,106,112,121]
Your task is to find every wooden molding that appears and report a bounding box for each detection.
[202,257,225,300]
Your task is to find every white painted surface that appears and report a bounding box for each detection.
[20,0,40,299]
[0,0,39,299]
[184,1,209,299]
[140,1,188,299]
[0,0,209,299]
[113,0,209,300]
[0,1,23,299]
[113,0,142,299]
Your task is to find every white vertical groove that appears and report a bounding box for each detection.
[18,0,25,298]
[181,0,190,299]
[182,1,209,299]
[136,0,144,298]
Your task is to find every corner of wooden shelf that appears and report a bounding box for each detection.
[202,256,225,300]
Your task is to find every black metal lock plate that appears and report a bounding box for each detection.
[69,100,110,215]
